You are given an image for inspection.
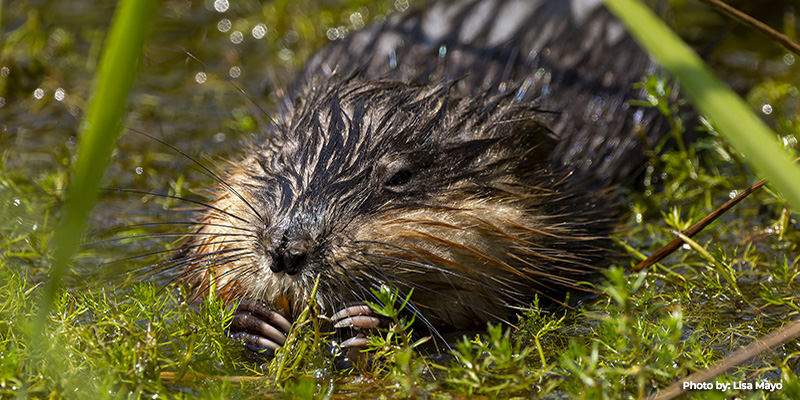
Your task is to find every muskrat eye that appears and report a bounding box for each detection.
[385,169,413,187]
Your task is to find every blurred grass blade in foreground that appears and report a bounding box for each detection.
[35,0,158,332]
[605,0,800,213]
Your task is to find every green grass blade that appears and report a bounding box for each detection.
[604,0,800,212]
[35,0,158,331]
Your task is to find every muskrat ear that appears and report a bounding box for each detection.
[449,118,558,170]
[504,119,559,163]
[379,157,420,191]
[442,138,502,164]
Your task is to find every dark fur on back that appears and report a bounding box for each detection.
[304,0,668,185]
[177,0,668,332]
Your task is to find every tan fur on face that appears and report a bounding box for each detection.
[179,169,256,302]
[180,165,324,318]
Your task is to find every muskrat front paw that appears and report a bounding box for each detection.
[332,304,386,349]
[229,301,292,353]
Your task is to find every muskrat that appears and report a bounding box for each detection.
[174,0,669,353]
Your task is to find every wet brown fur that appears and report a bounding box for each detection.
[180,78,620,331]
[176,0,667,335]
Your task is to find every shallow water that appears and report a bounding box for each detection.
[2,0,800,395]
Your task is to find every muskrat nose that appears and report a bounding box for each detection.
[268,249,307,276]
[281,251,306,275]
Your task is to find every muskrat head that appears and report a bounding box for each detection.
[178,76,614,332]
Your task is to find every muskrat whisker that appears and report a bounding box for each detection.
[355,239,529,300]
[506,248,595,270]
[502,219,578,239]
[345,256,451,349]
[180,49,275,125]
[382,243,570,306]
[358,257,515,328]
[196,262,257,297]
[176,258,256,301]
[497,181,559,193]
[382,218,467,231]
[140,247,251,278]
[503,253,594,288]
[127,129,267,224]
[85,231,254,247]
[534,207,614,224]
[100,220,256,234]
[128,252,254,298]
[185,261,253,291]
[93,246,250,290]
[373,249,568,307]
[100,239,252,267]
[395,230,543,285]
[102,187,251,224]
[184,271,249,304]
[353,239,514,288]
[330,259,376,307]
[174,249,253,272]
[463,214,564,242]
[362,251,528,304]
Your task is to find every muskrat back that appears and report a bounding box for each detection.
[174,0,668,351]
[303,0,667,184]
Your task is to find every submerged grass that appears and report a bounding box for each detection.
[2,0,800,398]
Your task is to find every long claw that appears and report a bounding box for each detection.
[332,303,390,359]
[236,301,292,332]
[232,310,287,345]
[230,331,281,351]
[334,315,383,330]
[332,305,373,321]
[228,301,291,354]
[340,335,370,349]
